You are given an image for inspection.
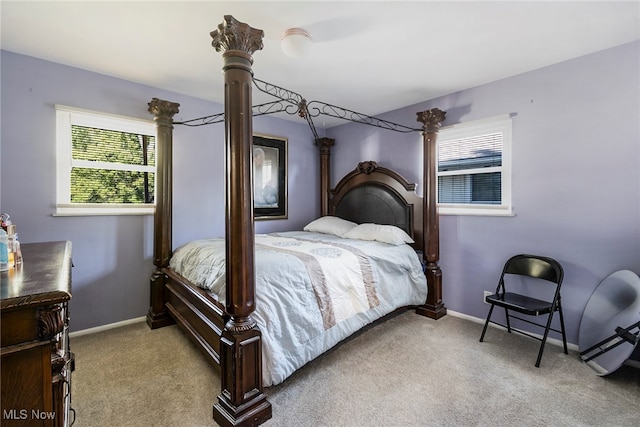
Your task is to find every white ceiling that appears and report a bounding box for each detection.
[2,1,639,127]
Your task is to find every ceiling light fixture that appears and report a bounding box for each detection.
[281,28,312,58]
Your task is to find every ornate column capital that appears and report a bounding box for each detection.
[148,98,180,121]
[316,137,335,155]
[416,108,446,133]
[210,15,264,57]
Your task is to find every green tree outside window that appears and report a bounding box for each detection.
[70,125,155,204]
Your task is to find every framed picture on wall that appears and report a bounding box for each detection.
[253,134,287,220]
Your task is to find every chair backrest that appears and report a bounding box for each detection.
[502,254,564,286]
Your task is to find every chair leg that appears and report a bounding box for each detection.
[504,308,511,333]
[557,303,568,354]
[479,304,495,342]
[535,311,556,367]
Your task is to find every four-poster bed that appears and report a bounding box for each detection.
[146,15,446,427]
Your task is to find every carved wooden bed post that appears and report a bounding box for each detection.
[147,98,180,329]
[316,137,335,216]
[210,16,272,426]
[416,108,447,319]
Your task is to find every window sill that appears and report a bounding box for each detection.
[54,204,155,216]
[438,204,514,217]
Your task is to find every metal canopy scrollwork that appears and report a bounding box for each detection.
[253,78,304,106]
[174,76,422,140]
[175,112,225,127]
[175,78,304,128]
[305,101,420,133]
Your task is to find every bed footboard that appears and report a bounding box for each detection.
[164,269,227,368]
[147,268,227,369]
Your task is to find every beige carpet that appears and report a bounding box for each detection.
[71,313,639,426]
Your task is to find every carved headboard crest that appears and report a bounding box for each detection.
[356,161,378,175]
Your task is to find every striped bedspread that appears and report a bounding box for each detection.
[258,233,379,328]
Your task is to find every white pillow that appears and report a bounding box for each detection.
[343,223,414,245]
[303,216,357,237]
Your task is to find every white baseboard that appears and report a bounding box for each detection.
[70,316,147,338]
[446,309,580,352]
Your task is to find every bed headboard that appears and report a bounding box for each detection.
[329,161,424,250]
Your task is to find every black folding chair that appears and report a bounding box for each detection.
[479,254,568,367]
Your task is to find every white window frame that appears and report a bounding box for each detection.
[55,105,157,216]
[436,114,513,216]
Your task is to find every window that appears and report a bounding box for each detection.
[437,114,512,216]
[55,105,156,216]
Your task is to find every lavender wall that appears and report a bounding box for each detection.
[327,41,640,345]
[0,51,319,331]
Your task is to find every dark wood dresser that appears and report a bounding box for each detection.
[1,241,74,427]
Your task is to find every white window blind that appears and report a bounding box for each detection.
[437,114,513,216]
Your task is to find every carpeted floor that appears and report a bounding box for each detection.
[71,312,639,426]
